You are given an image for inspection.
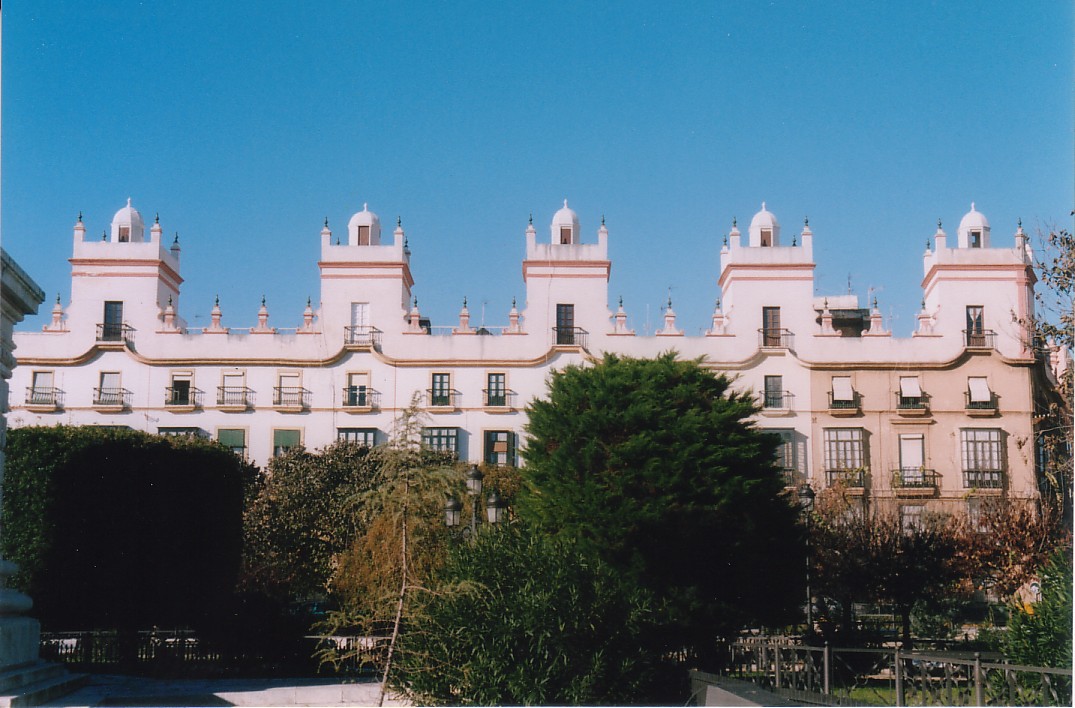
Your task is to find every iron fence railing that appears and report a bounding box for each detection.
[552,326,589,347]
[273,387,311,408]
[826,468,866,488]
[828,392,860,410]
[425,389,461,408]
[758,328,793,348]
[896,393,929,410]
[217,386,254,408]
[344,325,383,348]
[26,386,64,407]
[963,469,1004,489]
[483,388,518,407]
[96,322,135,344]
[763,390,793,409]
[891,468,939,490]
[93,387,131,407]
[342,387,380,408]
[964,329,997,349]
[966,392,998,410]
[165,386,203,407]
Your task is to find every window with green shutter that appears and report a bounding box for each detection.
[484,430,515,466]
[273,429,302,457]
[218,429,246,456]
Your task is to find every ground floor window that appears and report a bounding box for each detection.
[422,427,460,456]
[273,429,302,457]
[483,430,516,466]
[218,429,246,456]
[338,428,377,446]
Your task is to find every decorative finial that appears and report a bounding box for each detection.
[823,297,829,309]
[512,296,517,308]
[102,230,107,241]
[324,216,329,228]
[307,296,312,307]
[722,233,728,246]
[78,210,83,222]
[336,236,340,245]
[261,295,266,307]
[528,212,533,225]
[761,201,766,211]
[56,293,61,304]
[363,202,368,211]
[804,215,809,226]
[155,212,160,224]
[173,233,179,244]
[215,294,220,306]
[463,296,468,308]
[792,234,797,246]
[127,197,132,207]
[937,218,942,229]
[404,234,409,249]
[926,239,930,249]
[1017,217,1022,228]
[618,295,623,307]
[602,214,606,226]
[872,296,878,309]
[168,295,173,306]
[732,216,737,228]
[971,201,976,211]
[563,199,568,208]
[413,297,418,308]
[397,216,402,227]
[921,298,926,310]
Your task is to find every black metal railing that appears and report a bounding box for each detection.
[966,391,998,410]
[553,326,589,348]
[93,387,131,407]
[828,391,860,409]
[425,389,461,408]
[763,390,793,409]
[482,389,517,407]
[164,386,203,407]
[891,467,939,489]
[26,386,64,407]
[758,328,793,348]
[273,387,311,408]
[342,387,380,408]
[964,329,997,348]
[963,468,1004,489]
[344,325,383,348]
[217,386,254,408]
[896,392,929,410]
[96,322,135,344]
[826,468,866,488]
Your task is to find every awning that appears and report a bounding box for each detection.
[968,377,992,403]
[899,376,922,398]
[832,376,854,401]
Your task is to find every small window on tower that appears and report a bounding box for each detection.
[970,230,982,248]
[357,225,370,245]
[760,228,772,247]
[560,227,572,244]
[118,226,130,242]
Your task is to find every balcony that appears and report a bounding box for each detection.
[761,390,793,416]
[342,386,381,411]
[344,326,383,349]
[758,328,793,349]
[963,469,1004,490]
[891,468,939,496]
[164,386,203,411]
[96,323,135,347]
[965,391,998,417]
[482,388,518,410]
[553,327,589,348]
[92,387,131,411]
[827,392,861,416]
[963,329,997,349]
[25,386,64,412]
[826,468,867,490]
[217,386,254,411]
[273,386,311,412]
[895,393,930,417]
[425,389,461,410]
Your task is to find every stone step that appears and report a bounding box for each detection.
[0,667,87,708]
[0,663,66,696]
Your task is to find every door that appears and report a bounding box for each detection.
[966,306,984,346]
[171,378,191,405]
[556,304,575,344]
[99,372,121,404]
[762,307,781,346]
[899,434,925,484]
[347,372,369,406]
[103,301,124,341]
[222,373,245,405]
[350,302,371,344]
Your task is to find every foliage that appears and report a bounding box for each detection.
[1002,545,1073,669]
[1,426,256,630]
[961,498,1064,598]
[240,440,383,602]
[393,525,664,706]
[518,353,804,661]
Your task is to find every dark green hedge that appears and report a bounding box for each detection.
[2,426,258,631]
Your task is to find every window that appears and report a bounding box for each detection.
[967,377,994,408]
[961,429,1003,487]
[762,307,782,346]
[422,427,459,455]
[29,371,55,404]
[560,226,572,244]
[169,373,193,406]
[218,429,246,456]
[98,372,122,404]
[824,428,865,486]
[830,376,856,408]
[556,304,575,344]
[118,225,130,242]
[763,375,784,408]
[760,228,772,247]
[484,430,516,466]
[900,505,925,533]
[158,427,203,437]
[430,373,452,406]
[967,498,990,533]
[346,372,370,406]
[898,376,924,408]
[220,372,247,406]
[486,373,506,407]
[276,372,303,406]
[966,306,985,346]
[338,428,376,446]
[970,230,982,248]
[102,301,124,341]
[273,429,302,457]
[357,225,370,245]
[772,429,803,485]
[897,434,927,485]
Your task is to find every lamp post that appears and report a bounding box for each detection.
[465,465,484,535]
[798,482,816,633]
[444,465,507,538]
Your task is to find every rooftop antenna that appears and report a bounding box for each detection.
[847,273,852,296]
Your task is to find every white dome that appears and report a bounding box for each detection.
[957,202,991,248]
[550,199,579,244]
[958,202,990,232]
[747,201,781,246]
[110,198,146,242]
[347,203,381,245]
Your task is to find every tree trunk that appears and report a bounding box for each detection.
[900,607,913,651]
[379,474,409,707]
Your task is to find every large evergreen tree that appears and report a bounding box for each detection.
[518,353,804,663]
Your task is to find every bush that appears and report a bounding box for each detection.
[1002,546,1072,668]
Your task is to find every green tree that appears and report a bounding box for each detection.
[394,525,663,706]
[1002,545,1073,669]
[1,426,256,631]
[518,353,804,663]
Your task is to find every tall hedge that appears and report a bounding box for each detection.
[2,426,258,631]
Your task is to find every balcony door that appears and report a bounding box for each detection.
[762,307,781,346]
[351,302,370,329]
[899,434,925,484]
[966,306,985,346]
[103,301,124,341]
[556,304,575,344]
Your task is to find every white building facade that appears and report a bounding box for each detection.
[8,198,1063,517]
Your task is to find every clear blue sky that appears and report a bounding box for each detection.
[4,1,1072,335]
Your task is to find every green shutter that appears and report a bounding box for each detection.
[273,429,301,447]
[218,429,245,447]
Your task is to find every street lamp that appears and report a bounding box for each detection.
[486,491,507,524]
[444,496,462,528]
[465,465,484,534]
[797,482,816,633]
[445,467,509,537]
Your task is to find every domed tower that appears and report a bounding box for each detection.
[956,202,990,249]
[319,202,413,339]
[67,198,183,340]
[748,202,781,247]
[522,200,610,345]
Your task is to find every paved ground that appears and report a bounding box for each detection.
[45,675,408,707]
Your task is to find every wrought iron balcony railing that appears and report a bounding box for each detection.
[891,467,939,489]
[965,392,998,410]
[217,386,254,408]
[963,329,997,349]
[344,325,383,348]
[26,386,64,407]
[425,389,461,408]
[963,469,1004,489]
[165,386,203,407]
[552,326,589,348]
[758,328,793,348]
[342,387,381,408]
[826,468,866,488]
[273,387,311,408]
[828,391,860,410]
[96,323,135,344]
[482,389,518,408]
[93,387,131,407]
[762,390,793,409]
[895,393,929,410]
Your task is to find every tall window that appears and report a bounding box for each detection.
[338,428,376,446]
[969,230,982,248]
[357,225,371,245]
[900,505,925,533]
[966,306,985,346]
[273,429,302,457]
[422,427,459,455]
[762,307,782,346]
[560,226,572,244]
[346,372,369,406]
[486,373,506,407]
[169,373,192,405]
[431,373,451,406]
[760,228,772,247]
[98,372,122,404]
[961,429,1003,487]
[556,304,575,344]
[824,428,865,470]
[118,225,130,242]
[830,376,856,408]
[218,429,246,456]
[30,371,54,404]
[220,372,246,406]
[102,301,124,341]
[484,430,516,466]
[763,375,784,408]
[772,429,801,485]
